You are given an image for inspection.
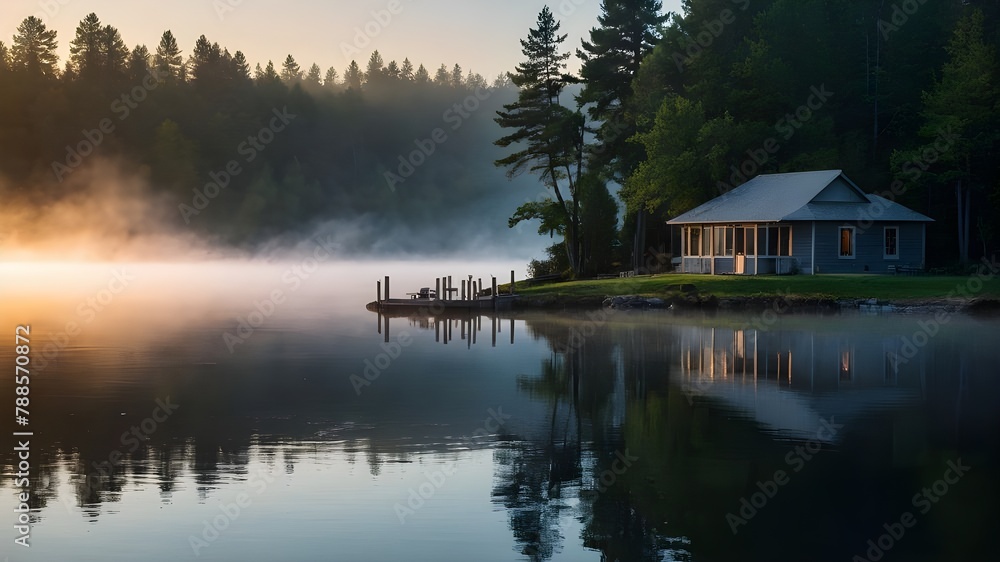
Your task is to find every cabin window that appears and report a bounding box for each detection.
[884,227,899,259]
[701,227,711,256]
[735,228,745,255]
[759,225,792,256]
[745,228,755,256]
[839,227,855,258]
[713,226,734,256]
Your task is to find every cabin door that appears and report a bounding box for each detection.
[735,254,746,275]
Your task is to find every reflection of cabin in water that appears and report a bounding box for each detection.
[672,322,924,442]
[668,170,934,275]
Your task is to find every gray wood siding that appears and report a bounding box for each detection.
[791,223,813,273]
[811,222,925,274]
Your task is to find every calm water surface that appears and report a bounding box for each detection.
[0,262,997,561]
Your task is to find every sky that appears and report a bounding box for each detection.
[1,0,684,79]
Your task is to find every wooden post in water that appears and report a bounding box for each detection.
[377,280,382,305]
[468,275,473,300]
[510,271,515,295]
[478,278,483,298]
[448,276,453,300]
[436,278,441,300]
[384,276,390,301]
[491,315,497,347]
[472,282,478,301]
[510,317,515,345]
[492,277,497,310]
[461,280,466,301]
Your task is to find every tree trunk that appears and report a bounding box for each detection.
[957,180,970,264]
[632,211,646,273]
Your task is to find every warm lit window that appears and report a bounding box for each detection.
[884,227,898,259]
[839,227,855,258]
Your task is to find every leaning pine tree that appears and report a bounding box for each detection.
[495,7,586,276]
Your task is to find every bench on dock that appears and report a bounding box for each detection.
[406,287,437,299]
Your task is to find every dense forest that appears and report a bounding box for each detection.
[1,1,998,272]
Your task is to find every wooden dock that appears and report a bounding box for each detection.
[367,271,518,313]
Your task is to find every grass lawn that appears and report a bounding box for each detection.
[505,273,1000,301]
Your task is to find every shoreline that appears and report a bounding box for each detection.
[508,293,1000,315]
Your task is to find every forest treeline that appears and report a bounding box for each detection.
[1,2,998,270]
[0,12,517,252]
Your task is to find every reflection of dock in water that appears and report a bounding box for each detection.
[374,307,517,348]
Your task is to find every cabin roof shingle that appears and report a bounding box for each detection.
[667,170,934,224]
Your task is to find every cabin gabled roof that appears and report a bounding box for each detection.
[667,170,933,224]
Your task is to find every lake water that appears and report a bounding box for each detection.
[1,261,997,561]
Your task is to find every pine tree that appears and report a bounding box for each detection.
[0,41,10,75]
[281,54,301,82]
[365,50,386,85]
[451,63,463,88]
[344,60,363,90]
[324,66,338,87]
[11,16,59,77]
[232,51,250,80]
[128,44,151,81]
[69,13,102,78]
[577,0,666,179]
[190,35,221,86]
[400,58,414,81]
[496,7,586,275]
[154,30,183,81]
[434,63,450,85]
[386,60,400,80]
[100,24,129,78]
[305,63,322,86]
[414,63,430,84]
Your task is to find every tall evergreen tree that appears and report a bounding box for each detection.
[69,13,102,78]
[154,30,183,81]
[434,63,450,85]
[11,16,59,77]
[281,54,301,82]
[451,63,464,88]
[414,63,430,84]
[496,7,587,275]
[232,50,250,80]
[577,0,665,177]
[400,58,415,81]
[0,41,10,75]
[127,44,151,82]
[324,66,338,87]
[365,51,386,86]
[305,63,322,86]
[190,35,221,86]
[344,60,363,90]
[386,60,401,80]
[100,24,128,78]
